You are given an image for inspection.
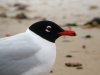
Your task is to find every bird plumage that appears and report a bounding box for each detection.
[0,29,56,75]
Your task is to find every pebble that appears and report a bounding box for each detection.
[15,13,28,19]
[66,55,72,58]
[65,62,83,69]
[50,70,53,73]
[85,35,92,38]
[82,45,86,49]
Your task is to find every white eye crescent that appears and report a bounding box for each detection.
[45,26,52,32]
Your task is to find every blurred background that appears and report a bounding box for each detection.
[0,0,100,75]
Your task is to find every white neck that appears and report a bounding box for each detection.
[26,29,55,45]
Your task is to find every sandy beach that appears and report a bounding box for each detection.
[0,0,100,75]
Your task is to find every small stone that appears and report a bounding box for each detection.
[66,55,72,58]
[5,34,11,37]
[85,35,92,38]
[72,63,82,67]
[63,23,78,27]
[15,13,28,19]
[65,62,83,69]
[0,13,7,18]
[65,63,73,67]
[82,45,86,49]
[89,5,98,10]
[50,70,53,73]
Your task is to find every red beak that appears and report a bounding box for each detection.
[58,30,76,36]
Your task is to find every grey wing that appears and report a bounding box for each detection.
[0,34,41,75]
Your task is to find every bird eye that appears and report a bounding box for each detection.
[45,26,52,32]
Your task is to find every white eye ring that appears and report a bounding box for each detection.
[45,26,52,32]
